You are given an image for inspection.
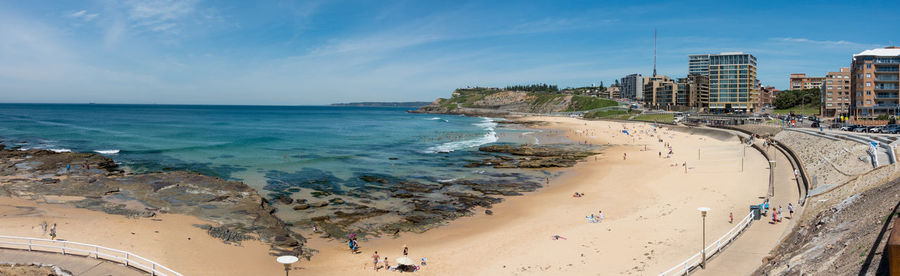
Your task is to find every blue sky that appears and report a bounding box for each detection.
[0,0,897,105]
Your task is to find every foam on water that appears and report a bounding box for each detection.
[95,149,120,154]
[425,117,498,153]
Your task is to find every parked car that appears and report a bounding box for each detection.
[882,125,900,134]
[868,126,882,133]
[841,125,861,131]
[810,122,819,128]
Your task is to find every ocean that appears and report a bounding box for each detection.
[0,104,553,203]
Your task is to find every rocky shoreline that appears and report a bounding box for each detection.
[0,147,306,257]
[0,121,599,257]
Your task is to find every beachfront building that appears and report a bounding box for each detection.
[700,52,759,113]
[759,85,775,109]
[676,74,710,109]
[789,73,825,90]
[822,67,851,118]
[851,47,900,119]
[620,74,644,101]
[643,75,677,110]
[603,85,621,99]
[689,54,711,76]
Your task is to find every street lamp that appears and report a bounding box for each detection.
[698,207,711,269]
[277,255,299,276]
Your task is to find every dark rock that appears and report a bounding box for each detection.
[293,204,310,210]
[329,198,345,204]
[485,209,493,215]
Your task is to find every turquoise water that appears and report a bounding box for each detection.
[0,104,548,198]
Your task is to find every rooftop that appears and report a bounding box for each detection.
[854,47,900,57]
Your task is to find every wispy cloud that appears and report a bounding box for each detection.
[773,37,877,48]
[125,0,199,33]
[68,10,98,21]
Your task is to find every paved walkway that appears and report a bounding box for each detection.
[693,141,803,276]
[0,249,146,276]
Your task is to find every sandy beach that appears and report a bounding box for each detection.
[295,116,772,275]
[0,196,284,275]
[0,116,777,275]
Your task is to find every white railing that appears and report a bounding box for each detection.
[658,211,754,276]
[0,235,182,276]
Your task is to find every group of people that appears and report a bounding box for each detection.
[759,199,794,224]
[371,245,424,272]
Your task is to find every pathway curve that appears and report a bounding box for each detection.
[693,140,803,276]
[0,248,146,276]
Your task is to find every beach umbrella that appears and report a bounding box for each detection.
[396,257,415,266]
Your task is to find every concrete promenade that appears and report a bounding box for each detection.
[693,140,803,276]
[0,248,146,276]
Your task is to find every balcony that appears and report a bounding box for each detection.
[876,93,899,99]
[876,66,900,72]
[875,84,900,90]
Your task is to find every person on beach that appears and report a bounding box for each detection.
[788,203,794,219]
[772,208,778,223]
[373,251,380,270]
[729,212,733,224]
[50,223,57,240]
[546,177,549,186]
[659,152,661,158]
[384,257,390,271]
[313,224,319,233]
[794,169,799,179]
[778,206,784,221]
[403,245,409,256]
[598,210,604,221]
[623,153,627,160]
[66,164,70,173]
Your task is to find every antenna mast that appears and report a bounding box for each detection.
[653,29,657,77]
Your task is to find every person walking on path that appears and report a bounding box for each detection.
[788,203,794,219]
[778,206,784,222]
[794,169,800,180]
[49,223,57,240]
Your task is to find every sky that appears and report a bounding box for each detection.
[0,0,897,105]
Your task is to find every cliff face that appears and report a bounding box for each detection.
[413,88,617,115]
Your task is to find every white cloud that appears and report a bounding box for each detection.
[68,9,99,21]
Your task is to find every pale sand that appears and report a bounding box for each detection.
[0,196,283,276]
[297,116,771,275]
[0,116,774,275]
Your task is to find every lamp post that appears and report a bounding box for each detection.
[277,255,299,276]
[698,207,711,269]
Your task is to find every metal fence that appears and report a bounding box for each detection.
[658,212,754,276]
[0,235,182,276]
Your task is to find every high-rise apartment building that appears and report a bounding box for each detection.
[701,52,759,113]
[852,47,900,118]
[677,74,710,108]
[620,74,644,101]
[689,54,710,76]
[822,67,851,117]
[643,75,677,109]
[789,73,825,90]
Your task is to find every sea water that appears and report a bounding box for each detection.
[0,104,552,198]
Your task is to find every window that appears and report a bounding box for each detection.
[867,82,872,87]
[867,64,872,68]
[867,100,872,104]
[866,73,871,78]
